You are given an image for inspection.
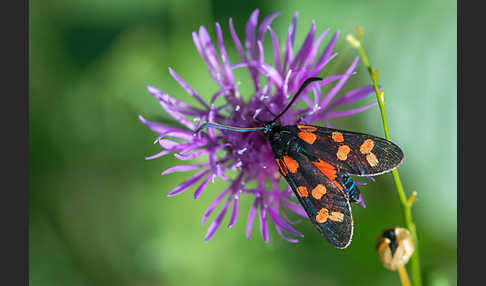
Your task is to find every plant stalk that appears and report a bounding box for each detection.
[350,33,423,286]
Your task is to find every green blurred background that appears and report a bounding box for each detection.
[29,0,456,285]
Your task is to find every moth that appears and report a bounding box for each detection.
[196,77,403,248]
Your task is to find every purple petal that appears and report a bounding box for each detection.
[312,83,322,106]
[320,101,378,119]
[215,22,234,85]
[291,28,330,86]
[320,56,359,109]
[158,93,204,116]
[228,195,239,228]
[159,102,195,130]
[139,115,188,136]
[257,11,280,44]
[283,69,292,95]
[290,20,316,69]
[275,226,300,243]
[245,9,260,59]
[204,196,232,242]
[177,144,203,156]
[267,207,303,237]
[149,129,194,144]
[313,31,339,73]
[229,18,246,61]
[192,30,221,85]
[244,60,283,87]
[303,28,329,69]
[210,86,233,105]
[167,170,209,197]
[174,150,206,161]
[282,198,307,218]
[268,27,281,73]
[158,139,180,149]
[159,130,195,141]
[198,26,221,73]
[161,163,207,175]
[194,174,213,200]
[282,11,298,73]
[202,188,230,224]
[259,205,269,243]
[192,30,211,70]
[257,40,264,64]
[308,52,338,78]
[169,68,209,109]
[288,12,298,47]
[359,193,367,208]
[145,150,171,160]
[148,90,199,129]
[326,85,378,110]
[246,200,258,239]
[207,104,216,138]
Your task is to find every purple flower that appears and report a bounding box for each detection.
[139,10,377,243]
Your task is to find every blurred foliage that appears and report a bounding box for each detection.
[29,0,456,285]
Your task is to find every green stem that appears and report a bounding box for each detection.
[353,38,423,286]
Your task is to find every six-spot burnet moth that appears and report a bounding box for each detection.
[195,77,404,248]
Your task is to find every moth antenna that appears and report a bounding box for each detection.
[262,102,278,118]
[270,77,322,123]
[194,122,265,134]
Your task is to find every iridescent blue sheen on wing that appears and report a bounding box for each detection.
[337,174,361,204]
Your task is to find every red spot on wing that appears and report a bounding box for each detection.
[297,186,309,197]
[336,145,351,161]
[298,132,317,144]
[283,156,299,174]
[311,184,327,199]
[333,181,344,192]
[312,159,337,181]
[316,208,329,223]
[298,125,317,132]
[331,132,344,143]
[360,139,374,154]
[275,159,288,176]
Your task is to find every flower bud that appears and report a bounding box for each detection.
[376,227,414,270]
[346,34,361,48]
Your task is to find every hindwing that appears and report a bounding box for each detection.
[275,150,353,248]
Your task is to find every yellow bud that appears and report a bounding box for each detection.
[376,227,415,271]
[356,26,364,37]
[407,191,417,206]
[371,68,379,82]
[346,34,361,49]
[379,90,385,104]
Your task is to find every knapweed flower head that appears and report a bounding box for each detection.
[140,10,376,243]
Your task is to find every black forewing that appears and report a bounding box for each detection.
[276,150,353,249]
[290,125,404,176]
